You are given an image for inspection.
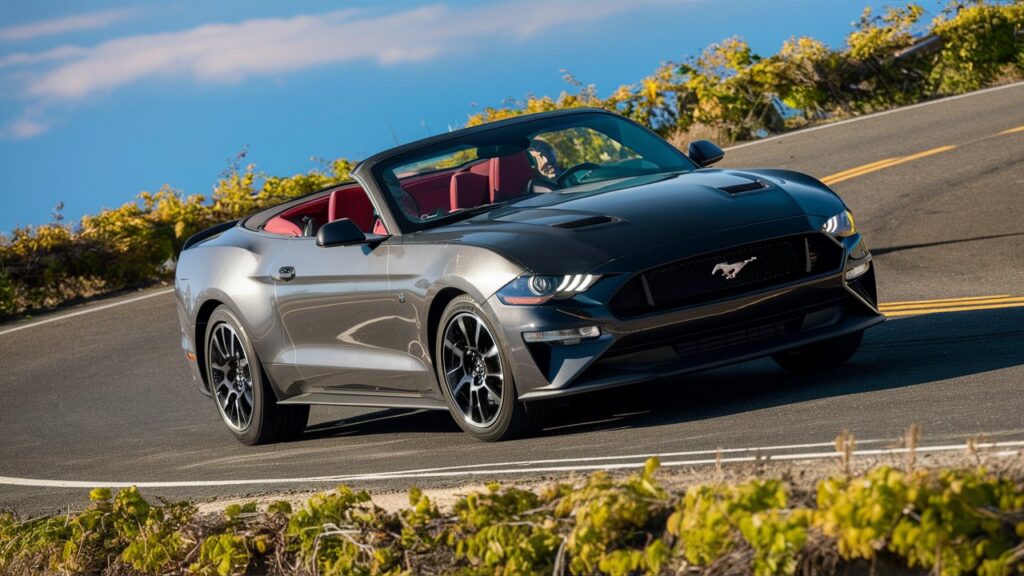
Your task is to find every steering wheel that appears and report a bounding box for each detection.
[527,177,558,194]
[557,162,601,187]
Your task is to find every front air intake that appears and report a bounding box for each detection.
[551,215,617,229]
[718,180,769,194]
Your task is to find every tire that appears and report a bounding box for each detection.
[434,295,546,441]
[772,329,863,374]
[204,306,309,445]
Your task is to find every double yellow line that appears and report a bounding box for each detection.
[821,145,957,185]
[820,123,1024,186]
[879,295,1024,318]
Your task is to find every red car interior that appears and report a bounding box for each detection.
[328,186,375,232]
[488,152,534,203]
[450,172,489,210]
[262,152,535,236]
[263,183,385,237]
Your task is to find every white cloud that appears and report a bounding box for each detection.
[2,116,50,139]
[0,9,132,42]
[0,45,88,69]
[13,0,678,101]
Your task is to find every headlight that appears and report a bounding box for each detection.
[497,274,601,305]
[822,210,856,238]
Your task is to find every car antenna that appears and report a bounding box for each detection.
[384,118,400,146]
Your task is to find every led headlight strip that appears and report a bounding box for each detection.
[556,274,598,293]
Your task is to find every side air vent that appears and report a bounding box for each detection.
[552,215,617,229]
[718,180,768,194]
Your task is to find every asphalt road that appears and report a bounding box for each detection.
[3,83,1023,514]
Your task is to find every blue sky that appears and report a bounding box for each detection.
[0,0,944,232]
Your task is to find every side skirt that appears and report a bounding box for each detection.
[278,391,448,411]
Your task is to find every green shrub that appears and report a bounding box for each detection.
[556,458,670,576]
[1,462,1023,575]
[448,482,561,575]
[668,476,810,575]
[285,485,402,576]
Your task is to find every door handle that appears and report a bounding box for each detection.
[273,266,295,281]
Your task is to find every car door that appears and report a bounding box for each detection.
[270,235,423,396]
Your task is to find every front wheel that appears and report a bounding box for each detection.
[772,330,863,374]
[435,296,545,441]
[205,306,308,445]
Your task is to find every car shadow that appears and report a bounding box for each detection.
[294,306,1024,441]
[535,306,1024,437]
[300,407,460,440]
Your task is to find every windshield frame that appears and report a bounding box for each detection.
[359,109,697,234]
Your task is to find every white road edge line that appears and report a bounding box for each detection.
[286,438,894,478]
[0,287,175,337]
[2,440,1021,489]
[723,80,1024,151]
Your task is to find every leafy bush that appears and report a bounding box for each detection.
[556,458,670,576]
[819,466,1024,576]
[285,485,403,575]
[1,460,1024,575]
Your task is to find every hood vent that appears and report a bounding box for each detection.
[552,215,617,229]
[718,180,768,194]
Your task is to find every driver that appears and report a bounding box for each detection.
[528,139,561,180]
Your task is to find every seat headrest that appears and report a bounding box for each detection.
[328,186,374,232]
[489,151,533,203]
[450,172,489,210]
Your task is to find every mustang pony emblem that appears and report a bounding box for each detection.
[712,257,757,280]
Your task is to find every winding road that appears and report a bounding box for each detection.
[3,83,1023,514]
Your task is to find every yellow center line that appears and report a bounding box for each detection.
[821,145,957,186]
[884,301,1024,317]
[879,294,1010,307]
[999,125,1024,135]
[821,157,900,181]
[879,296,1024,311]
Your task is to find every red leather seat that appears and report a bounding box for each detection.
[328,186,375,232]
[450,172,489,210]
[263,217,302,236]
[489,152,533,203]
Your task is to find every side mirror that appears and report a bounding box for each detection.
[688,140,724,167]
[316,218,367,247]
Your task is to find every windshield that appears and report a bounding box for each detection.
[372,112,696,231]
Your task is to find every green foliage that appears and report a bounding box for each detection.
[223,501,258,521]
[667,476,809,575]
[286,485,402,576]
[556,458,670,575]
[189,533,252,576]
[847,4,926,60]
[0,486,195,575]
[448,482,561,575]
[1,463,1024,575]
[818,466,1024,576]
[400,486,443,551]
[930,1,1024,92]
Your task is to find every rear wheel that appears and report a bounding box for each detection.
[435,296,546,441]
[205,307,308,445]
[772,330,863,373]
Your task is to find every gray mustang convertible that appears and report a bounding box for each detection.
[175,108,882,443]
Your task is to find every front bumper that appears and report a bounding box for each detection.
[485,232,883,401]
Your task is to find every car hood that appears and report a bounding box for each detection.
[403,168,846,274]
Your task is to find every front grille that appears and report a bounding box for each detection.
[610,233,842,317]
[671,318,792,357]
